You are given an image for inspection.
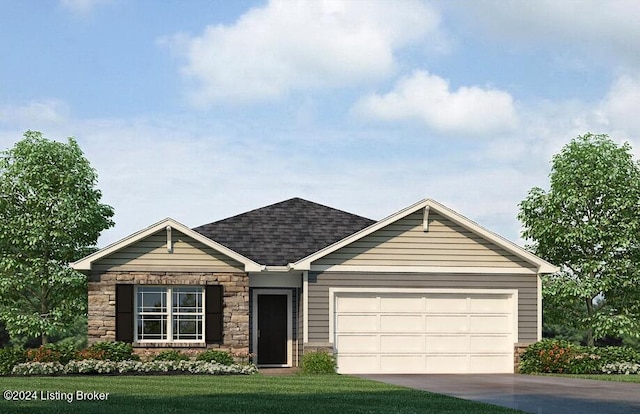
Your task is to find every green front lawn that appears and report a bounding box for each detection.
[0,374,521,413]
[542,374,640,383]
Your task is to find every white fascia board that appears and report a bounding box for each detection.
[70,218,264,272]
[291,198,559,274]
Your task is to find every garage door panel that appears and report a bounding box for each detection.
[469,296,510,313]
[380,314,423,332]
[380,296,423,312]
[426,315,468,333]
[337,355,378,373]
[469,354,512,373]
[426,335,469,353]
[425,296,468,313]
[336,296,378,312]
[380,355,425,373]
[469,315,510,333]
[380,335,423,352]
[336,314,377,331]
[336,334,378,352]
[426,355,469,373]
[470,335,511,352]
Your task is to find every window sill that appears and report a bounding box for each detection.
[133,342,207,348]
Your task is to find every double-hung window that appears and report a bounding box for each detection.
[136,286,204,342]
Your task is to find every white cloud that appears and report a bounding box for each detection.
[599,75,640,138]
[163,0,441,105]
[60,0,112,15]
[448,0,640,68]
[0,100,70,129]
[353,70,517,135]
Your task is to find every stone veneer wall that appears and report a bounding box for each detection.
[88,271,249,358]
[514,343,529,373]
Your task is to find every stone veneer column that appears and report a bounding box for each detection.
[514,343,529,373]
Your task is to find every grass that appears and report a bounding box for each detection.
[540,373,640,383]
[0,374,522,414]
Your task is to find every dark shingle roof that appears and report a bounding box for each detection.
[192,198,375,266]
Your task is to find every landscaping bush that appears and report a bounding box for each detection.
[196,350,234,365]
[592,346,640,365]
[602,362,640,375]
[85,341,140,361]
[0,346,26,375]
[75,348,107,361]
[12,362,64,376]
[520,339,640,374]
[153,350,190,361]
[11,359,258,376]
[25,343,76,365]
[519,339,576,374]
[301,350,336,374]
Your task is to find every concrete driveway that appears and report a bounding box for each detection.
[356,374,640,414]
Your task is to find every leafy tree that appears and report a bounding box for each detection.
[519,133,640,346]
[0,131,114,344]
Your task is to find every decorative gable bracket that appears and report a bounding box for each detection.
[422,206,430,232]
[166,225,173,253]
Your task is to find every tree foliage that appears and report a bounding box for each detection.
[0,131,114,344]
[519,133,640,346]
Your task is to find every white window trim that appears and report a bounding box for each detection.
[328,287,519,345]
[252,289,293,368]
[134,285,206,344]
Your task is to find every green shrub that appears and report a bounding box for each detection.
[196,350,234,365]
[0,346,26,375]
[75,348,107,360]
[566,349,603,374]
[520,339,640,374]
[47,343,77,364]
[85,341,140,362]
[25,343,76,365]
[301,350,336,374]
[153,350,190,361]
[592,346,640,365]
[519,339,576,374]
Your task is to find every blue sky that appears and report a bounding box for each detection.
[1,0,639,247]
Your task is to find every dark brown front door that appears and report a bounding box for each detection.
[257,294,288,365]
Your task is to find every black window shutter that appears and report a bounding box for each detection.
[205,285,223,343]
[115,284,134,342]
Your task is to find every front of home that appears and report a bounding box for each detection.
[72,198,557,374]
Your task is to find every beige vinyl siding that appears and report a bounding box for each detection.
[315,211,535,269]
[93,229,244,272]
[307,272,539,344]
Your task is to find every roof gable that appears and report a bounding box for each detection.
[291,199,558,273]
[193,198,375,266]
[71,218,263,272]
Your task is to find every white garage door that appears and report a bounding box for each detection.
[333,291,515,374]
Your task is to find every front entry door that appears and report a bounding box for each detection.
[257,294,288,365]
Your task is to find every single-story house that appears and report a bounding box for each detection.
[71,197,557,374]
